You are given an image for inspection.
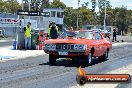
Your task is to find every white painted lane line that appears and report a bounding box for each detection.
[112,42,132,47]
[0,40,13,42]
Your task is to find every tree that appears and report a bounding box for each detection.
[81,2,89,8]
[91,0,97,12]
[126,10,132,26]
[1,0,130,33]
[96,0,112,26]
[41,0,50,9]
[23,0,53,11]
[98,0,111,11]
[0,0,21,13]
[64,7,77,28]
[79,7,95,25]
[30,0,50,11]
[97,7,114,26]
[5,0,21,13]
[50,0,66,9]
[30,0,41,11]
[115,7,128,35]
[0,0,7,12]
[22,0,28,11]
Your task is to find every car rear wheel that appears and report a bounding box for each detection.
[99,50,108,61]
[49,54,57,65]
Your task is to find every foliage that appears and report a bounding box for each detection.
[64,7,76,28]
[31,0,49,11]
[0,0,131,34]
[0,0,6,12]
[91,0,97,12]
[98,0,111,11]
[81,2,89,8]
[50,0,66,9]
[23,0,65,11]
[114,7,128,35]
[64,1,131,34]
[0,0,21,13]
[79,7,95,25]
[22,0,50,11]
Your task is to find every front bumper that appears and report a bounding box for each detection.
[44,50,86,58]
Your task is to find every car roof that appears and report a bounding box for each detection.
[75,29,100,32]
[66,28,102,33]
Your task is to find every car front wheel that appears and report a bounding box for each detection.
[84,52,93,66]
[49,54,57,65]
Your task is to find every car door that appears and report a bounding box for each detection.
[94,32,104,56]
[99,33,107,55]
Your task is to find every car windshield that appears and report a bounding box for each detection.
[59,31,95,40]
[75,31,94,39]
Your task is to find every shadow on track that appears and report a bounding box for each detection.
[39,58,108,68]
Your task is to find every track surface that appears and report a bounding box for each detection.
[0,43,132,88]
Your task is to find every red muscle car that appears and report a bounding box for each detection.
[44,30,112,65]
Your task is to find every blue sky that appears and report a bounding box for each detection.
[17,0,132,10]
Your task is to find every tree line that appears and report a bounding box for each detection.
[0,0,132,35]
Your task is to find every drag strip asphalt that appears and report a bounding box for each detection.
[22,55,132,88]
[0,42,132,88]
[0,40,13,47]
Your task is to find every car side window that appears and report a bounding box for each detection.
[95,32,102,40]
[87,32,95,40]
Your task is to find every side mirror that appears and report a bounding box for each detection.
[100,32,105,37]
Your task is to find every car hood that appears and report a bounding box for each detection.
[45,38,92,44]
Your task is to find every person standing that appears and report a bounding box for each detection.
[112,28,117,42]
[24,22,32,49]
[47,22,52,37]
[48,21,52,28]
[48,22,59,39]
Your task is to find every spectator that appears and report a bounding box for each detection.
[24,22,32,49]
[48,22,59,39]
[112,28,117,42]
[48,21,52,28]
